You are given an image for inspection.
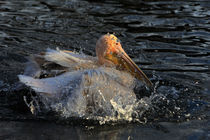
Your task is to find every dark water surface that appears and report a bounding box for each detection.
[0,0,209,139]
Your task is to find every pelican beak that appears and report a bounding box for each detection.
[117,50,153,88]
[106,48,153,89]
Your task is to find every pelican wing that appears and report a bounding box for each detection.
[19,67,136,98]
[44,48,98,70]
[18,71,82,96]
[22,48,99,79]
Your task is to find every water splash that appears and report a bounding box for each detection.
[21,66,162,124]
[19,65,207,125]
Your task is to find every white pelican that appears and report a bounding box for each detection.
[18,34,153,117]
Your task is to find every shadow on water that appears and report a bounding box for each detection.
[0,0,210,139]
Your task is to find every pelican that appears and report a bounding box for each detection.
[18,34,153,117]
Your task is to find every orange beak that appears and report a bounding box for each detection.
[103,34,153,88]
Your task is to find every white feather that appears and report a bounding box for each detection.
[18,71,82,95]
[44,49,95,68]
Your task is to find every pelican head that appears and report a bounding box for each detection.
[96,34,153,88]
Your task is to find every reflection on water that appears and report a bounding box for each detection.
[0,120,209,139]
[0,0,209,139]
